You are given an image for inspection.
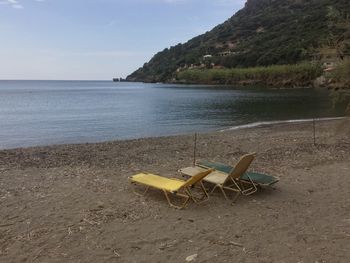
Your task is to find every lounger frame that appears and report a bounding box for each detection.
[130,170,212,209]
[180,153,258,202]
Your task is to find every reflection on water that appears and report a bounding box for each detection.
[0,81,345,149]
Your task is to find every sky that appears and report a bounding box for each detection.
[0,0,246,80]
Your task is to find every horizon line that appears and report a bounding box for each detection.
[0,79,115,82]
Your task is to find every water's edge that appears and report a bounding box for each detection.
[221,117,347,132]
[0,117,346,151]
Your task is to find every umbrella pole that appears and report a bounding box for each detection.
[193,133,197,166]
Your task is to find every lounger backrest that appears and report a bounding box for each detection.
[229,153,256,179]
[183,169,214,187]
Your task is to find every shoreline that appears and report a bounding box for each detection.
[0,118,349,262]
[220,116,347,131]
[0,116,347,152]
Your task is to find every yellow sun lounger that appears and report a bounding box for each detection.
[129,169,214,209]
[179,153,260,202]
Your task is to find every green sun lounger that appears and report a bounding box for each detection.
[180,153,258,201]
[197,160,279,187]
[179,153,279,202]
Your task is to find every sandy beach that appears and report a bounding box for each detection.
[0,118,350,263]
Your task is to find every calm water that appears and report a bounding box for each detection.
[0,80,345,149]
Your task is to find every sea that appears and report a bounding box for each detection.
[0,80,345,149]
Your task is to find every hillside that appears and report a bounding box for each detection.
[126,0,350,83]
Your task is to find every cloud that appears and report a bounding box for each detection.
[0,0,23,9]
[12,4,23,8]
[0,0,45,9]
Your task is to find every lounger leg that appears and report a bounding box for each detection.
[222,181,242,203]
[186,182,209,204]
[209,185,229,200]
[231,191,240,204]
[200,182,209,201]
[132,184,150,196]
[210,185,219,194]
[239,176,257,195]
[163,190,190,209]
[226,178,256,202]
[219,187,229,201]
[212,185,230,201]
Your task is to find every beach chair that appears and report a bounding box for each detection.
[180,153,278,202]
[129,169,214,209]
[197,158,279,187]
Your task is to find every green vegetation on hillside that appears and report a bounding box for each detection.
[177,63,323,87]
[327,59,350,113]
[330,59,350,86]
[127,0,350,83]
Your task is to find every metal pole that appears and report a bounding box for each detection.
[193,133,197,166]
[313,118,316,146]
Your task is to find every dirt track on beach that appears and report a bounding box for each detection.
[0,119,350,262]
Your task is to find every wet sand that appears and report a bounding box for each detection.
[0,119,350,262]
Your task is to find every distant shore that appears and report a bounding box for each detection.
[0,118,349,262]
[129,63,323,88]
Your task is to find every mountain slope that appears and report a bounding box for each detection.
[127,0,350,83]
